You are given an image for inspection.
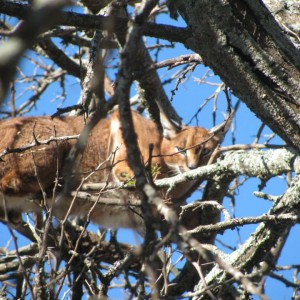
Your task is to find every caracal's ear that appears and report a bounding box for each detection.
[160,111,182,140]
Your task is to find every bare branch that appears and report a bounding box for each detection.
[0,134,79,159]
[0,0,69,103]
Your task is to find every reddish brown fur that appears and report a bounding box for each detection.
[0,110,227,228]
[0,116,111,195]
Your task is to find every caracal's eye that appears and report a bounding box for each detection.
[176,146,187,156]
[201,148,212,156]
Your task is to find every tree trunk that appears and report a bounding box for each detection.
[178,0,300,150]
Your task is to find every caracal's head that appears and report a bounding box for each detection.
[161,126,219,174]
[160,114,232,175]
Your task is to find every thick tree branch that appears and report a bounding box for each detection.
[155,148,297,189]
[78,148,297,194]
[0,0,191,44]
[178,0,300,151]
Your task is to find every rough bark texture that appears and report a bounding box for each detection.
[178,0,300,151]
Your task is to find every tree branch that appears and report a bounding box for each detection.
[0,0,69,103]
[193,170,300,297]
[178,0,300,151]
[0,0,191,44]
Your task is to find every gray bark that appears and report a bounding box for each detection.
[177,0,300,151]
